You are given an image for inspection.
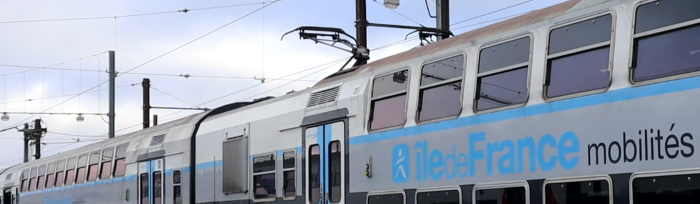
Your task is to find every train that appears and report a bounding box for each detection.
[2,0,700,203]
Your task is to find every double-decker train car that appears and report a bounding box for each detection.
[1,0,700,203]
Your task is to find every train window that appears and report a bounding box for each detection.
[65,157,76,186]
[113,143,127,178]
[55,160,66,187]
[87,151,100,182]
[173,170,182,204]
[252,153,276,200]
[37,165,46,190]
[28,167,37,191]
[173,170,181,184]
[4,173,11,181]
[153,171,163,204]
[632,173,700,204]
[476,36,530,111]
[418,55,465,122]
[546,14,613,98]
[369,70,409,131]
[417,189,460,204]
[367,192,405,204]
[544,179,610,204]
[76,154,87,184]
[309,145,321,204]
[173,186,182,204]
[20,169,28,192]
[100,147,113,180]
[282,151,295,199]
[46,162,56,188]
[140,173,149,204]
[475,186,527,204]
[632,0,700,82]
[329,141,341,202]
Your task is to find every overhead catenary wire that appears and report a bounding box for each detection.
[0,83,139,106]
[1,2,277,131]
[0,1,281,24]
[0,52,107,77]
[372,0,425,27]
[0,65,320,82]
[450,0,534,26]
[157,55,349,124]
[150,86,201,108]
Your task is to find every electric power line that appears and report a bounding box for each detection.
[0,1,280,24]
[372,0,425,27]
[1,2,278,131]
[119,1,280,76]
[451,0,534,26]
[0,52,107,77]
[0,65,320,82]
[150,86,200,108]
[0,83,140,105]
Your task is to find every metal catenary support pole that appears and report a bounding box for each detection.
[356,0,368,52]
[436,0,450,40]
[108,51,116,139]
[142,78,151,129]
[22,123,29,163]
[33,119,42,160]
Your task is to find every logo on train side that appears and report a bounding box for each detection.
[392,144,410,183]
[390,131,582,183]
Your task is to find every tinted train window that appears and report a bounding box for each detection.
[87,151,100,182]
[252,154,276,200]
[632,0,700,82]
[545,180,609,204]
[546,14,612,98]
[370,70,409,131]
[418,55,465,122]
[173,170,182,204]
[20,169,28,192]
[329,141,341,203]
[476,37,530,111]
[37,165,46,190]
[368,193,404,204]
[29,167,37,191]
[282,151,296,198]
[633,173,700,204]
[153,171,162,204]
[55,159,66,187]
[76,154,87,183]
[100,147,113,180]
[113,143,128,177]
[417,189,460,204]
[309,145,321,204]
[476,187,526,204]
[46,162,56,188]
[140,173,149,204]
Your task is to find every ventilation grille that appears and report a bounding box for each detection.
[306,86,341,107]
[150,135,166,146]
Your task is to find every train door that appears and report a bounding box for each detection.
[1,188,10,204]
[304,121,346,204]
[138,159,164,204]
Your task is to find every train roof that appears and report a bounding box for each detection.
[315,0,606,86]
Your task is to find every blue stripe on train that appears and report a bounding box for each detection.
[349,75,700,145]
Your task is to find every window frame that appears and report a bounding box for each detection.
[415,186,462,204]
[367,189,406,204]
[543,175,613,204]
[87,151,101,182]
[100,147,114,180]
[37,164,46,190]
[281,150,296,200]
[544,11,616,101]
[45,162,56,189]
[251,152,276,202]
[172,169,182,204]
[28,167,37,192]
[416,53,467,124]
[368,69,411,132]
[629,168,700,204]
[20,169,28,192]
[75,154,88,184]
[113,143,128,178]
[473,34,533,114]
[472,180,529,204]
[629,0,700,85]
[54,159,66,187]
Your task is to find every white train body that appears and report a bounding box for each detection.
[2,0,700,203]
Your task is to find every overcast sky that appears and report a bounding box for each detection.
[0,0,567,168]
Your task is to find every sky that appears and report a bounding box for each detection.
[0,0,568,168]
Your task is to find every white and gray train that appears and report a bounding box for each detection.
[2,0,700,203]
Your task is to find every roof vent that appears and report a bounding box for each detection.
[150,134,166,146]
[306,85,341,110]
